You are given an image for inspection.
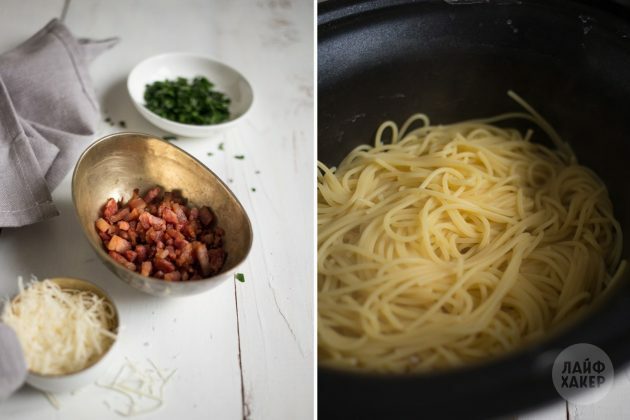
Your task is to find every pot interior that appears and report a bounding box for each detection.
[318,0,630,417]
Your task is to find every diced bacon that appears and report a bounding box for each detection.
[157,201,169,217]
[135,245,148,261]
[107,235,131,253]
[139,212,166,230]
[208,248,226,273]
[125,207,143,222]
[97,187,227,281]
[138,212,152,229]
[200,232,214,245]
[154,257,175,273]
[162,207,179,224]
[193,241,211,277]
[174,237,189,249]
[199,206,213,226]
[128,197,147,210]
[108,251,136,271]
[145,228,164,244]
[117,220,130,231]
[109,207,130,223]
[176,243,194,266]
[98,231,111,243]
[128,228,138,245]
[143,187,161,204]
[182,220,199,239]
[200,231,222,248]
[95,218,111,233]
[103,198,118,219]
[163,271,182,282]
[166,245,176,259]
[171,190,186,204]
[171,203,188,222]
[140,261,152,276]
[166,228,185,241]
[156,249,169,259]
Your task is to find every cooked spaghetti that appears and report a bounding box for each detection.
[318,92,624,373]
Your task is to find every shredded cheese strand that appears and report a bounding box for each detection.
[97,359,176,417]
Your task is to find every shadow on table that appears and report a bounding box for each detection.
[2,197,167,308]
[100,77,164,137]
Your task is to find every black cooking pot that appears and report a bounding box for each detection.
[318,1,630,418]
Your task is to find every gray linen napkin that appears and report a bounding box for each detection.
[0,19,118,227]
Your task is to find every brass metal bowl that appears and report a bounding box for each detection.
[72,132,253,297]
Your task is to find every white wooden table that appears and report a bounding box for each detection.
[515,371,630,420]
[0,1,313,419]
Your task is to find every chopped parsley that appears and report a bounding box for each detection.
[218,142,224,151]
[144,76,230,125]
[162,135,178,141]
[234,155,245,160]
[235,273,245,283]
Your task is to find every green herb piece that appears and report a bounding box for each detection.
[144,76,231,125]
[162,135,178,141]
[235,273,245,283]
[251,187,256,192]
[119,120,126,128]
[218,142,224,151]
[207,152,213,156]
[228,178,233,183]
[105,117,112,123]
[234,155,245,160]
[255,170,261,174]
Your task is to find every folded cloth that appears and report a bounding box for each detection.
[0,19,118,227]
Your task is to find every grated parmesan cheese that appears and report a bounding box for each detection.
[97,358,176,416]
[0,277,117,375]
[43,391,60,409]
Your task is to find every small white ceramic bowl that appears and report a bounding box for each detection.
[22,277,120,393]
[127,52,254,137]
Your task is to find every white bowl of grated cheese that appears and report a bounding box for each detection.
[1,277,120,393]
